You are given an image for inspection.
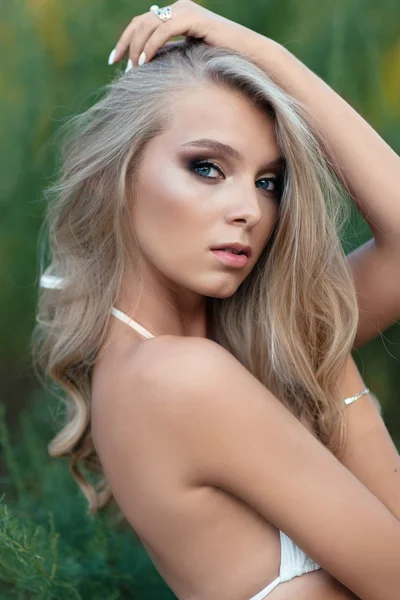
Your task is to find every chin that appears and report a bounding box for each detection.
[179,268,248,299]
[201,278,243,299]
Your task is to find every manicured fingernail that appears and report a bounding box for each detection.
[125,59,133,73]
[108,48,116,65]
[138,52,146,66]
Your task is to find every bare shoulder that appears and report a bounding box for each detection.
[124,333,287,438]
[124,335,400,600]
[98,333,235,446]
[129,333,306,443]
[131,334,246,404]
[134,334,228,379]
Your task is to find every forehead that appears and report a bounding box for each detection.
[158,83,280,158]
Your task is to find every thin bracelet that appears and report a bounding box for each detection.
[343,387,370,406]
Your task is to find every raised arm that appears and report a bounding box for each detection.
[111,1,400,348]
[131,337,400,600]
[238,33,400,349]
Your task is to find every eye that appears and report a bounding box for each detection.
[187,159,282,198]
[256,177,278,193]
[188,160,224,179]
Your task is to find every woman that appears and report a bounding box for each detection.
[35,2,400,599]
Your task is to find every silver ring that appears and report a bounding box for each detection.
[149,5,172,22]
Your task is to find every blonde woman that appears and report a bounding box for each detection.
[35,2,400,599]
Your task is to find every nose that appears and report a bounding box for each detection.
[224,184,263,229]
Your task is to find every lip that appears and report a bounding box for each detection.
[210,242,252,258]
[211,249,249,268]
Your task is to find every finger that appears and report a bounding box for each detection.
[156,39,186,52]
[111,18,138,63]
[112,11,159,63]
[138,19,195,66]
[125,39,185,72]
[125,12,168,68]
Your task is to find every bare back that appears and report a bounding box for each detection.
[91,332,364,600]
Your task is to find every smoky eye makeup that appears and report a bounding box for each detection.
[182,153,284,199]
[186,157,224,179]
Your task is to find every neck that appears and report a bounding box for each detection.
[117,270,209,339]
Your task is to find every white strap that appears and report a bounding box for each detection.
[40,276,155,340]
[110,307,154,339]
[247,576,281,600]
[37,274,375,403]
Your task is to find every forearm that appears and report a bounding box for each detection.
[242,32,400,249]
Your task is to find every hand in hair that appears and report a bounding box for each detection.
[108,0,254,70]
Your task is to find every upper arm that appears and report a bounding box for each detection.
[143,337,400,600]
[347,238,400,348]
[337,355,400,520]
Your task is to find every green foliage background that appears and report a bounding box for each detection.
[0,0,399,598]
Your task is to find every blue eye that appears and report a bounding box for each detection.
[256,178,277,192]
[188,160,223,179]
[187,159,282,198]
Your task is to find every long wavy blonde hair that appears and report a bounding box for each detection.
[32,40,358,515]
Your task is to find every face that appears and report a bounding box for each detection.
[129,83,283,299]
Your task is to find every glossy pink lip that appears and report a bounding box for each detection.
[211,249,249,268]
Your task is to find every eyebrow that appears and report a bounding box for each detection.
[181,138,284,174]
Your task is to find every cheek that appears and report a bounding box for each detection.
[260,199,279,233]
[130,166,207,261]
[254,202,279,255]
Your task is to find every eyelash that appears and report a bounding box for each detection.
[187,159,282,197]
